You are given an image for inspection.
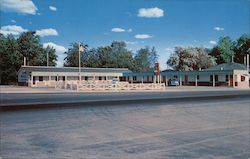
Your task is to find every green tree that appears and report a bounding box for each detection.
[234,34,250,63]
[208,47,224,64]
[167,47,214,71]
[110,41,134,69]
[216,36,235,63]
[64,42,88,67]
[63,41,158,72]
[42,46,58,66]
[0,34,20,84]
[134,46,158,72]
[0,31,57,84]
[17,31,40,65]
[96,46,112,68]
[82,48,101,67]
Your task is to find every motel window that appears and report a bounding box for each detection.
[241,76,245,82]
[215,75,218,81]
[147,76,149,82]
[99,77,102,80]
[225,75,229,82]
[210,75,213,81]
[133,76,137,81]
[39,76,43,81]
[174,75,178,79]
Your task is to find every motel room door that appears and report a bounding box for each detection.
[230,75,233,86]
[33,76,36,85]
[184,75,188,85]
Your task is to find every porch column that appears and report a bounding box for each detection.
[31,75,33,87]
[212,74,215,87]
[179,76,182,86]
[142,76,144,84]
[48,76,51,87]
[195,75,198,87]
[65,76,67,89]
[159,75,162,83]
[233,75,236,87]
[165,76,168,86]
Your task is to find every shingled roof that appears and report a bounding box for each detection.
[18,66,132,74]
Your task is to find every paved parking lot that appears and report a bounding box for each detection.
[1,96,249,159]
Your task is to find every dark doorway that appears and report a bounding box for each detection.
[184,75,188,85]
[33,76,35,84]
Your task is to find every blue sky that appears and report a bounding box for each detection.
[1,0,249,68]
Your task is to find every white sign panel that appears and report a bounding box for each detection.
[18,70,29,82]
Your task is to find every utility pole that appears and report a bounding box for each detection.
[244,56,246,65]
[24,57,26,66]
[78,43,84,82]
[47,52,49,67]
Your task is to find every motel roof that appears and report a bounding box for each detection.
[18,62,248,77]
[18,66,132,74]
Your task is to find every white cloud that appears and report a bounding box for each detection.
[134,34,152,39]
[125,41,137,45]
[0,25,27,36]
[11,20,16,23]
[137,7,164,18]
[0,0,38,15]
[165,48,174,52]
[43,42,67,53]
[213,27,224,31]
[209,40,217,45]
[111,28,126,32]
[43,42,67,67]
[49,6,57,11]
[127,28,132,32]
[36,28,58,37]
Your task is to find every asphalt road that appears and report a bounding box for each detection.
[1,89,249,107]
[1,97,249,159]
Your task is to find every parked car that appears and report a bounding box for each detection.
[112,78,119,84]
[168,79,179,86]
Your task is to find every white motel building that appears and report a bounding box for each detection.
[17,62,249,89]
